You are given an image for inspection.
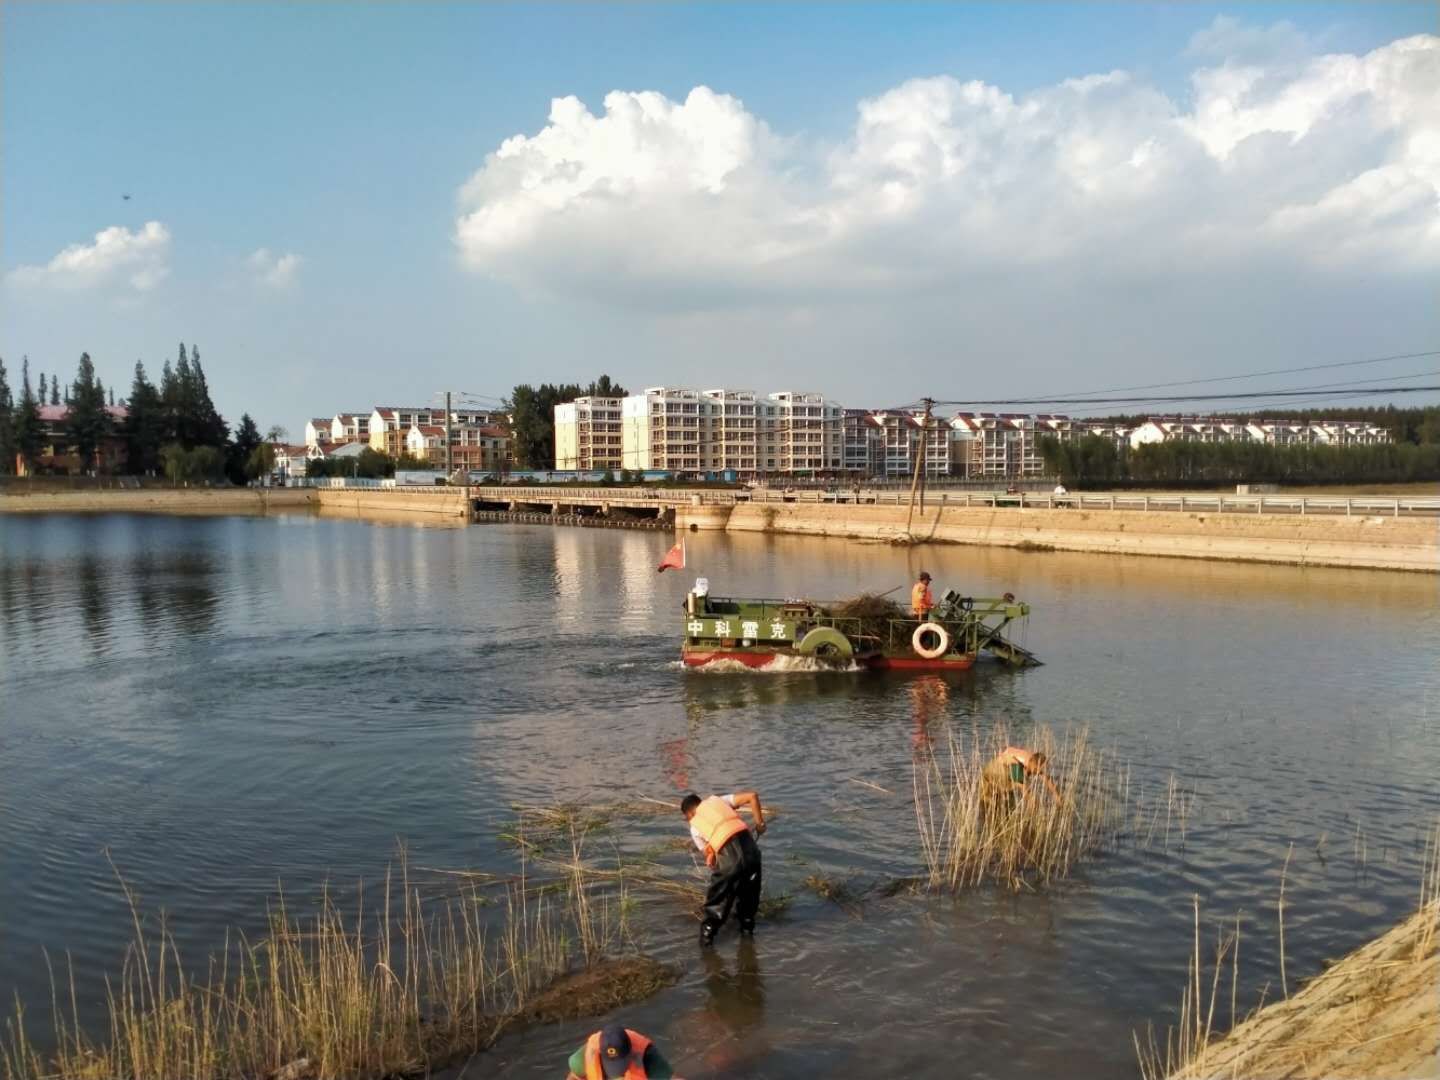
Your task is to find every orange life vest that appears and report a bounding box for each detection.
[691,795,749,866]
[911,581,934,615]
[584,1029,652,1080]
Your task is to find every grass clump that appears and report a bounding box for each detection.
[1,848,642,1080]
[913,725,1130,891]
[1134,819,1440,1080]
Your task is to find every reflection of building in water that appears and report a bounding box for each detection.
[618,532,660,631]
[909,675,951,754]
[552,528,584,630]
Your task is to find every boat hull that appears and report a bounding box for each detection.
[681,647,977,672]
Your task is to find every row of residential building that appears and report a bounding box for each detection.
[302,406,512,476]
[553,388,1393,478]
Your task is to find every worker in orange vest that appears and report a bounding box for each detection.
[681,789,766,947]
[911,571,935,620]
[565,1023,676,1079]
[981,746,1060,818]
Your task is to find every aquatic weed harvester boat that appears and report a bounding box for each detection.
[680,580,1040,671]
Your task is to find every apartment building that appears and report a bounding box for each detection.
[405,423,511,474]
[1244,419,1390,447]
[619,387,703,472]
[554,396,624,470]
[758,392,843,474]
[304,418,333,449]
[702,389,759,473]
[370,406,502,457]
[330,413,371,444]
[843,409,878,474]
[867,411,949,479]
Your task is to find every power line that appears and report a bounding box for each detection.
[1036,349,1440,400]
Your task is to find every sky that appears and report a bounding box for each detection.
[2,2,1437,434]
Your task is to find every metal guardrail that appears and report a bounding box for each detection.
[466,485,1440,517]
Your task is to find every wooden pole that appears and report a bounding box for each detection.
[904,398,934,537]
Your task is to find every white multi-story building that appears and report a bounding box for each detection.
[843,409,877,474]
[304,418,333,449]
[330,413,371,445]
[620,387,703,472]
[701,389,758,473]
[554,397,624,471]
[757,392,842,475]
[950,414,1049,479]
[869,410,949,479]
[371,406,501,457]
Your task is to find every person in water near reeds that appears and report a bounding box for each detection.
[566,1023,676,1079]
[981,746,1060,816]
[681,789,766,947]
[911,571,935,620]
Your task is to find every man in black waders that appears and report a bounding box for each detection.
[680,790,766,947]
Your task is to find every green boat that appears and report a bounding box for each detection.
[681,585,1040,670]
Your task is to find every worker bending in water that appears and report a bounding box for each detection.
[565,1023,676,1079]
[681,789,766,946]
[911,571,935,620]
[981,746,1060,816]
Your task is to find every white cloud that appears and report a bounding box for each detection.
[454,31,1440,309]
[6,221,171,292]
[248,248,303,289]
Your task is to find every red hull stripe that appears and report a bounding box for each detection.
[681,651,975,672]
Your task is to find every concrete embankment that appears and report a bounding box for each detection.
[314,488,470,518]
[671,502,1439,573]
[0,488,314,515]
[1170,901,1438,1079]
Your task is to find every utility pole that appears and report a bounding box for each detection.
[444,390,453,480]
[905,397,935,537]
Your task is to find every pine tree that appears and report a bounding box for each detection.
[0,356,14,475]
[50,377,60,406]
[13,357,43,474]
[228,413,261,484]
[159,359,179,445]
[189,346,228,448]
[121,361,165,475]
[38,372,47,403]
[66,352,111,474]
[108,386,115,408]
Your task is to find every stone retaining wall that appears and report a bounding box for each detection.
[0,488,314,515]
[703,503,1438,573]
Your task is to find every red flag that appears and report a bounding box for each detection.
[657,539,686,573]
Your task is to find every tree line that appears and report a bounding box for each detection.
[504,375,627,468]
[1041,433,1440,488]
[0,345,281,485]
[1091,405,1440,448]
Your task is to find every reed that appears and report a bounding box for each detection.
[1,850,632,1080]
[912,725,1130,891]
[1136,818,1440,1080]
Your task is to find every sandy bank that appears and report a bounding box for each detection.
[0,488,314,515]
[685,503,1439,574]
[1173,901,1438,1079]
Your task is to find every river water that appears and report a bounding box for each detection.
[1,511,1436,1078]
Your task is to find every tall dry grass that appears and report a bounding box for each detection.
[1,843,630,1080]
[913,725,1131,891]
[1135,818,1440,1080]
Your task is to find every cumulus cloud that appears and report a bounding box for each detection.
[453,31,1440,309]
[6,221,171,292]
[248,248,303,288]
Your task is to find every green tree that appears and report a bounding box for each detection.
[50,376,60,406]
[586,374,628,398]
[12,357,43,474]
[121,361,166,475]
[247,442,277,481]
[160,443,226,485]
[38,372,47,403]
[65,352,112,473]
[504,381,584,468]
[228,413,262,484]
[189,346,229,448]
[0,357,13,476]
[355,447,394,478]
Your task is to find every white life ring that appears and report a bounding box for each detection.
[912,623,951,660]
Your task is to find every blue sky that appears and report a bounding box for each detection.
[3,2,1436,434]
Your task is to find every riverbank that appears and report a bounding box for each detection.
[1164,900,1438,1079]
[697,502,1439,573]
[0,488,314,515]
